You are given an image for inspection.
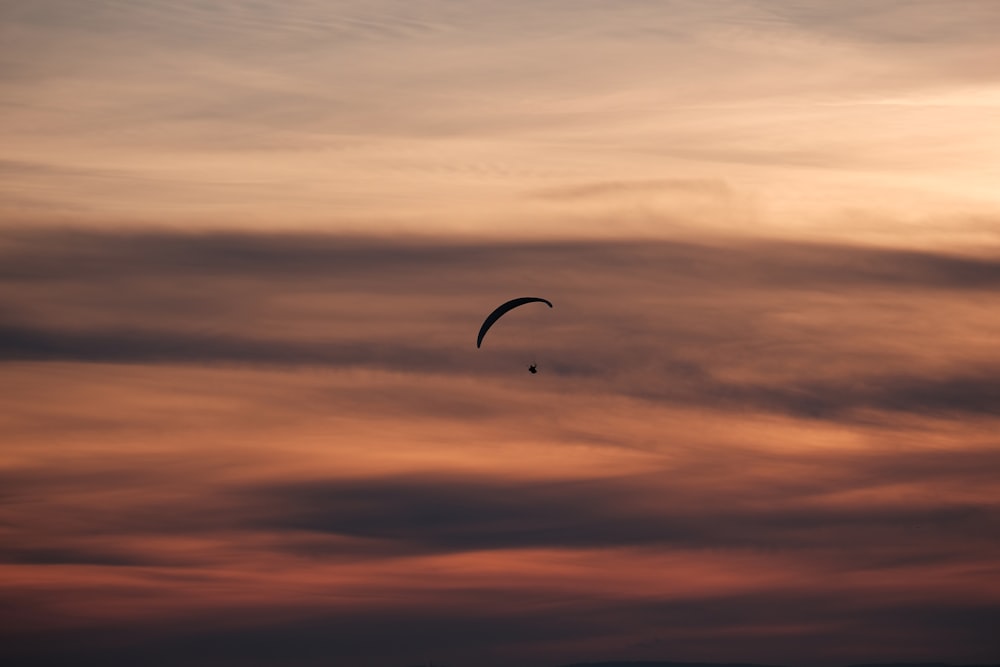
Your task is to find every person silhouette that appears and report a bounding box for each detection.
[528,364,537,374]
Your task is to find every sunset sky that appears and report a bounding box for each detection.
[2,2,1000,666]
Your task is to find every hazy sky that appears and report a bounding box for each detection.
[2,2,1000,666]
[4,0,1000,239]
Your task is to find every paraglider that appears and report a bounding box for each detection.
[476,297,553,373]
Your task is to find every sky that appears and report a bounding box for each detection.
[2,2,1000,666]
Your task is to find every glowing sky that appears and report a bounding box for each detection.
[4,0,1000,239]
[2,2,1000,666]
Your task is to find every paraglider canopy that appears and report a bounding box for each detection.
[476,297,553,348]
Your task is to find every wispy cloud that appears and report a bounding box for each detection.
[4,2,1000,664]
[2,228,999,666]
[529,179,733,201]
[4,229,1000,422]
[4,2,1000,233]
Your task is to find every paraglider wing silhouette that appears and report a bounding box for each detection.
[476,297,553,348]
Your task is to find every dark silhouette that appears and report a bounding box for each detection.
[476,296,553,348]
[528,363,537,374]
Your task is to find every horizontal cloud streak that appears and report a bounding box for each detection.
[243,471,1000,557]
[3,231,1000,666]
[5,0,1000,663]
[7,439,1000,565]
[0,322,456,370]
[4,321,1000,420]
[4,594,998,667]
[4,229,1000,423]
[5,228,1000,289]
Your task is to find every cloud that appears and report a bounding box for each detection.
[15,452,997,566]
[4,2,1000,663]
[3,584,999,667]
[5,1,1000,236]
[5,227,1000,288]
[529,179,733,201]
[237,468,1000,559]
[0,321,458,371]
[4,229,1000,423]
[3,231,1000,666]
[7,427,999,574]
[773,0,1000,47]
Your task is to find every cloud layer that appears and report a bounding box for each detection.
[4,1,1000,236]
[2,228,1000,665]
[4,3,1000,664]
